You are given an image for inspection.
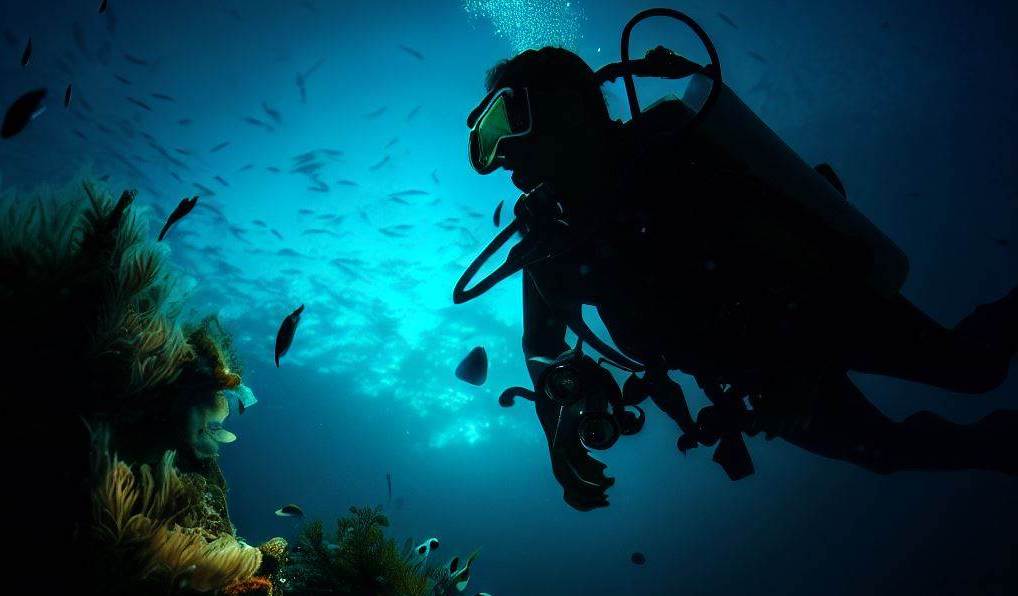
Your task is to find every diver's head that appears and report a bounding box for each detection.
[468,47,613,191]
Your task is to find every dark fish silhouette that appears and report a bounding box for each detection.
[127,97,152,111]
[113,73,132,85]
[717,12,737,29]
[336,179,358,187]
[1,88,47,139]
[238,163,254,172]
[98,0,109,13]
[431,169,439,184]
[630,552,646,566]
[274,304,305,367]
[271,229,284,240]
[407,105,422,120]
[64,84,73,108]
[747,50,767,63]
[150,92,175,102]
[398,44,424,60]
[122,52,150,66]
[210,141,230,152]
[214,175,229,187]
[274,503,304,517]
[455,346,488,386]
[192,182,216,196]
[391,189,428,197]
[243,116,272,130]
[385,137,399,149]
[158,195,198,241]
[238,399,245,415]
[20,37,31,67]
[262,102,282,125]
[177,118,192,125]
[386,472,392,503]
[493,200,503,227]
[363,106,387,119]
[369,155,390,171]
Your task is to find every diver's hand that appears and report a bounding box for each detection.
[535,397,614,511]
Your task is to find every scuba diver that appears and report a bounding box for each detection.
[453,9,1018,511]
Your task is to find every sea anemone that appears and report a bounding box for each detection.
[89,427,260,592]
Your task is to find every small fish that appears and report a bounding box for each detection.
[158,195,198,241]
[407,105,422,120]
[363,106,387,119]
[630,552,647,566]
[177,118,192,125]
[210,141,230,152]
[174,147,193,156]
[113,73,132,85]
[336,179,358,187]
[385,137,399,149]
[238,399,245,415]
[431,169,439,184]
[98,0,109,13]
[416,538,440,556]
[298,208,314,215]
[747,50,767,63]
[237,163,254,172]
[169,171,183,183]
[718,12,738,29]
[274,304,305,367]
[214,175,230,187]
[455,346,488,385]
[266,166,281,173]
[398,44,424,60]
[207,421,237,443]
[20,37,31,67]
[122,52,150,66]
[73,128,88,140]
[369,155,390,171]
[390,189,428,197]
[262,102,282,125]
[150,92,175,102]
[1,88,47,139]
[493,200,503,227]
[386,472,392,503]
[193,182,216,196]
[127,97,152,111]
[270,229,284,240]
[243,116,272,130]
[64,84,73,108]
[274,503,304,517]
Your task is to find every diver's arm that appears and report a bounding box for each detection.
[522,270,570,383]
[521,271,613,510]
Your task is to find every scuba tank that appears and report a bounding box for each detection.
[604,9,909,297]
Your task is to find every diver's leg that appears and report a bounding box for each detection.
[754,373,1018,475]
[837,289,1016,394]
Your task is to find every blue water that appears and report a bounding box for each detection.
[2,1,1017,594]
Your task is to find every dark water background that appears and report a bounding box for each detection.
[1,1,1016,594]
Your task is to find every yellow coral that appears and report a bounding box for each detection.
[91,432,260,592]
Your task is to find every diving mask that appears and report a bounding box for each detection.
[467,87,533,174]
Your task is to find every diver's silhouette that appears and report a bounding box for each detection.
[454,9,1018,511]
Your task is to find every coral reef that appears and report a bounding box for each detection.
[0,179,251,593]
[223,576,275,596]
[283,506,483,596]
[88,427,262,593]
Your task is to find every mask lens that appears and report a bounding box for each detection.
[468,89,531,173]
[544,365,581,404]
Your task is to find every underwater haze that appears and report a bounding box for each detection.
[2,0,1017,594]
